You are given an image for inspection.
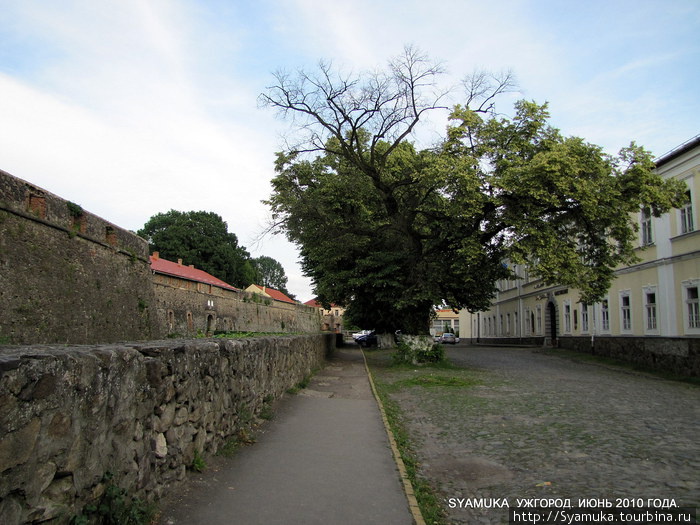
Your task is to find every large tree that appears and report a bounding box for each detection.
[138,210,256,288]
[261,48,687,334]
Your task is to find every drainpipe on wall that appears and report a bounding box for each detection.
[591,304,596,354]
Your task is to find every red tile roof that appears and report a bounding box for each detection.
[249,284,296,304]
[149,252,240,292]
[304,299,342,309]
[304,299,322,308]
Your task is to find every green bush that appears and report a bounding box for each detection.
[393,335,445,365]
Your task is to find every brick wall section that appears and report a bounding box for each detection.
[0,335,334,523]
[0,169,158,344]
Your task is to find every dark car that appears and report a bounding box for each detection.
[355,331,378,347]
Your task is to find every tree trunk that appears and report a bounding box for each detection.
[377,333,395,349]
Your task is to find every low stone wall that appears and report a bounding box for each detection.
[476,337,545,346]
[0,335,334,524]
[558,336,700,377]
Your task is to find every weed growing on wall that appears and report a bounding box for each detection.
[191,450,206,473]
[71,472,154,525]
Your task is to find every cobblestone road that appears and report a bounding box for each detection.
[374,345,700,524]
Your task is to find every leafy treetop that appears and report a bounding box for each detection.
[262,48,687,334]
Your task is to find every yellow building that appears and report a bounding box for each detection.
[460,135,699,373]
[304,299,345,332]
[431,308,460,337]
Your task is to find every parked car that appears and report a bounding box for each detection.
[352,330,373,341]
[355,331,378,347]
[440,332,456,344]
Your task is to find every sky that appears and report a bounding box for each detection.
[1,0,698,301]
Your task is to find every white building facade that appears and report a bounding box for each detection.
[459,136,700,374]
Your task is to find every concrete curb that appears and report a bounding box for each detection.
[361,349,426,525]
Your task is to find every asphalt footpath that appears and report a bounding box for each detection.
[157,346,416,525]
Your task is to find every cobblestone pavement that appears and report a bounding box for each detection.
[369,345,700,525]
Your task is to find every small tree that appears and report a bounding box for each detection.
[251,255,293,297]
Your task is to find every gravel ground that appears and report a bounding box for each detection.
[366,344,700,525]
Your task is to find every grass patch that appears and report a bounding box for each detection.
[213,331,301,339]
[372,376,449,525]
[392,374,481,389]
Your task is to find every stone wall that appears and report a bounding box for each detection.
[151,276,320,336]
[0,169,322,344]
[0,170,158,344]
[0,334,334,524]
[558,336,700,376]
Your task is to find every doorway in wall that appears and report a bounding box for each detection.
[546,301,557,346]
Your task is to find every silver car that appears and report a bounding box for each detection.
[440,332,456,344]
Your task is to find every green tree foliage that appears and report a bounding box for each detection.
[261,48,687,334]
[252,255,292,297]
[138,210,256,288]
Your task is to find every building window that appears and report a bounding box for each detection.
[620,292,632,332]
[645,292,657,331]
[581,303,589,333]
[563,302,572,333]
[524,308,531,335]
[506,313,511,335]
[641,207,653,245]
[536,305,542,335]
[680,191,694,234]
[601,299,610,332]
[688,286,699,329]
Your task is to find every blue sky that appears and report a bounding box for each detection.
[1,0,698,300]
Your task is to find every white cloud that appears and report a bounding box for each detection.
[1,0,698,300]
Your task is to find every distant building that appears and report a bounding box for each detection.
[245,284,296,305]
[431,308,460,337]
[304,299,345,332]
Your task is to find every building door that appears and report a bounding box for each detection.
[547,301,557,346]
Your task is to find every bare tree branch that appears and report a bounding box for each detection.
[259,46,450,180]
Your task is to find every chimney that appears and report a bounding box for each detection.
[152,251,159,260]
[189,265,194,269]
[178,259,183,266]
